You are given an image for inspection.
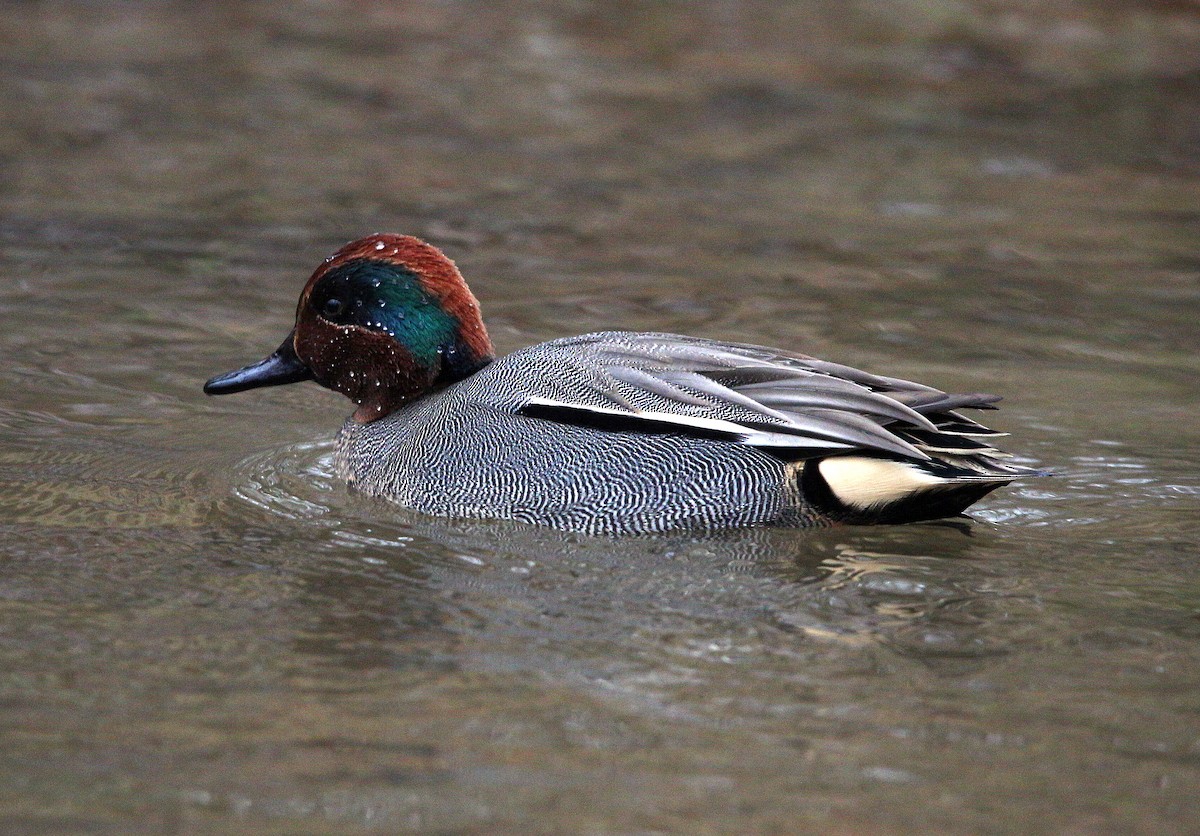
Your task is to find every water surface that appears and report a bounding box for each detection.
[2,3,1199,833]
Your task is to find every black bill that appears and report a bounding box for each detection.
[203,330,314,395]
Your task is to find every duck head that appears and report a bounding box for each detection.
[204,234,495,422]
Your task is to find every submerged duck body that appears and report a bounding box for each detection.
[205,234,1043,535]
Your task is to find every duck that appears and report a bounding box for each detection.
[204,233,1044,535]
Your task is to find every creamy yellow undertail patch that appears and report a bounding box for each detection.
[817,456,944,510]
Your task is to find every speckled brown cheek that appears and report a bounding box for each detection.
[293,310,435,422]
[294,314,358,397]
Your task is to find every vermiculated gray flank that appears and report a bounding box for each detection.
[334,331,1034,535]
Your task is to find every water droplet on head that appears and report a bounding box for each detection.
[374,241,386,250]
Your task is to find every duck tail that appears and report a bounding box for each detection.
[796,396,1049,524]
[800,451,1048,526]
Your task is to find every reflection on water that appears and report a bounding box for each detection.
[2,0,1200,832]
[218,438,1111,684]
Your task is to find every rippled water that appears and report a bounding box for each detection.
[2,2,1199,833]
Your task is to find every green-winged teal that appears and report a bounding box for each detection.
[205,234,1044,535]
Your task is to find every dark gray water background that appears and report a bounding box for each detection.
[2,2,1199,833]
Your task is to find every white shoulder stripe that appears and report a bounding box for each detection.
[522,397,858,452]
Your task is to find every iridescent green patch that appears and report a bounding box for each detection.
[309,258,458,366]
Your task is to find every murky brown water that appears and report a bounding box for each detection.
[3,2,1199,833]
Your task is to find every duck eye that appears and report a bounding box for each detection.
[321,297,345,318]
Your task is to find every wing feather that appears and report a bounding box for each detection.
[515,332,1018,465]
